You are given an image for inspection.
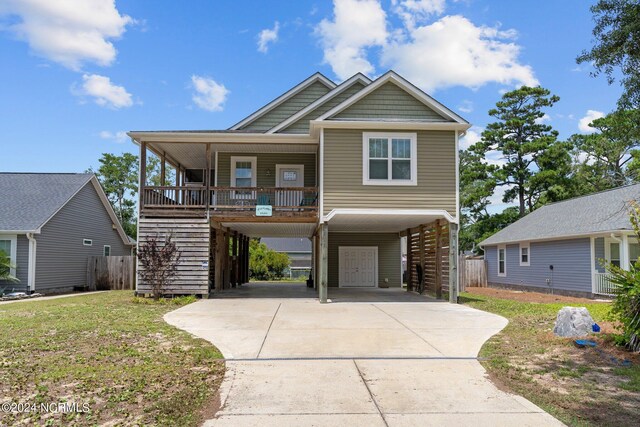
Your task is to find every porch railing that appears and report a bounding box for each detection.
[594,272,617,296]
[141,185,318,217]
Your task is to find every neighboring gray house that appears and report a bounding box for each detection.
[0,173,134,294]
[262,238,312,279]
[480,184,640,297]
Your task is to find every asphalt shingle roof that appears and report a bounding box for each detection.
[0,173,93,232]
[480,183,640,246]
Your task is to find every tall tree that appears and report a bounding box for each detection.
[92,153,139,238]
[577,0,640,109]
[571,109,640,191]
[470,86,561,217]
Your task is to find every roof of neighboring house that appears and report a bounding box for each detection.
[480,184,640,246]
[0,173,133,245]
[262,237,312,253]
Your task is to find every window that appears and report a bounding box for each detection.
[83,239,93,246]
[363,132,417,185]
[103,245,111,256]
[519,243,530,266]
[610,242,621,268]
[0,235,17,277]
[231,156,257,198]
[497,245,506,277]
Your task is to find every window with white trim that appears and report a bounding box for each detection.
[519,243,530,266]
[0,235,17,277]
[83,239,93,246]
[103,245,111,256]
[497,245,506,277]
[231,156,257,198]
[363,132,417,185]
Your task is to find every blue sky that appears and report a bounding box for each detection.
[0,0,622,201]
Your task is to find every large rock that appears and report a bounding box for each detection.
[553,307,595,337]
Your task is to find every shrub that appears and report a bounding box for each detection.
[137,233,182,300]
[249,239,290,280]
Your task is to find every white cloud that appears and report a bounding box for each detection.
[75,74,133,108]
[257,21,280,53]
[578,110,605,133]
[534,113,551,124]
[316,1,537,91]
[382,15,538,92]
[99,130,128,143]
[316,0,388,80]
[458,99,473,113]
[0,0,133,70]
[459,125,482,150]
[191,75,229,112]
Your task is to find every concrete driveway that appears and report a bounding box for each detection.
[164,283,563,426]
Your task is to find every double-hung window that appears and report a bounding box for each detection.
[363,132,417,185]
[0,235,17,278]
[519,243,530,266]
[231,156,257,199]
[497,245,507,277]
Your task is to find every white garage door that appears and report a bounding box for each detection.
[339,246,378,287]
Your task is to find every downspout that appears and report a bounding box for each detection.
[26,233,37,294]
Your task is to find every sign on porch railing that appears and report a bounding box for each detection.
[256,205,273,217]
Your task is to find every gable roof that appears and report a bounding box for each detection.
[480,184,640,246]
[316,71,468,124]
[0,173,133,245]
[262,237,311,253]
[267,73,371,134]
[229,72,336,131]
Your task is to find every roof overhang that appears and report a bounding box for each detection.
[0,229,39,234]
[127,131,317,145]
[323,209,456,233]
[310,120,471,137]
[479,229,635,248]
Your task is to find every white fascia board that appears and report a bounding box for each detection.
[310,120,471,133]
[315,71,469,124]
[478,229,634,249]
[228,73,336,130]
[323,208,457,224]
[127,132,317,145]
[0,229,39,234]
[267,73,372,134]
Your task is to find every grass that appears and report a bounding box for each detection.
[460,292,640,427]
[0,291,224,426]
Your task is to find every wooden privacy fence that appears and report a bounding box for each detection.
[86,256,136,290]
[458,255,487,291]
[404,220,450,297]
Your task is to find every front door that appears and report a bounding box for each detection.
[276,164,304,207]
[339,246,377,287]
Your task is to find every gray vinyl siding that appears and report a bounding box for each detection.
[594,237,605,272]
[331,82,449,122]
[281,82,367,134]
[323,129,456,216]
[485,238,592,293]
[0,235,29,292]
[35,183,130,292]
[239,81,332,132]
[328,232,401,288]
[217,152,316,187]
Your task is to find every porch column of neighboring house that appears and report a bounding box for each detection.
[449,222,459,303]
[621,234,630,271]
[139,141,147,214]
[318,223,328,303]
[205,144,212,215]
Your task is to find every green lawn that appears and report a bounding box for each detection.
[0,291,224,426]
[461,291,640,427]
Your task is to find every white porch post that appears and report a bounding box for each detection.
[622,234,630,270]
[448,222,459,303]
[590,237,596,294]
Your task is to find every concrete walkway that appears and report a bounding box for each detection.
[164,283,563,426]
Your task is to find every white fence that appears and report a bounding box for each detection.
[594,272,617,296]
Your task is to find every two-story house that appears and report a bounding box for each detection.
[128,71,470,302]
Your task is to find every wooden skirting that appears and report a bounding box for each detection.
[137,217,210,295]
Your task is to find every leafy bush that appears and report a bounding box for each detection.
[606,201,640,352]
[249,239,290,280]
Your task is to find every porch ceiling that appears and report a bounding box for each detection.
[149,142,317,169]
[324,209,455,233]
[222,222,317,238]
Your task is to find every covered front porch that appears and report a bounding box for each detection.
[592,233,640,295]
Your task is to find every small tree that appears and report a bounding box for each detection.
[0,249,19,284]
[138,234,181,299]
[605,201,640,352]
[249,239,290,280]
